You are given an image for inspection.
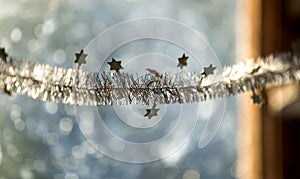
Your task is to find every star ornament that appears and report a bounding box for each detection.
[107,58,124,72]
[177,53,189,69]
[251,93,262,105]
[250,88,263,105]
[0,48,8,62]
[144,104,160,119]
[74,49,88,68]
[201,64,216,77]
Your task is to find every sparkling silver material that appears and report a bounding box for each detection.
[0,53,299,106]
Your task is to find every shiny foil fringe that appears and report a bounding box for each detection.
[0,53,300,106]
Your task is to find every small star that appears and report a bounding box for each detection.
[177,53,189,68]
[201,64,216,77]
[0,48,8,62]
[251,88,263,105]
[144,104,160,119]
[74,49,88,68]
[251,93,262,104]
[107,58,124,72]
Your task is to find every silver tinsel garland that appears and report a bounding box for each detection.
[0,53,299,106]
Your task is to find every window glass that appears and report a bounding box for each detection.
[0,0,237,178]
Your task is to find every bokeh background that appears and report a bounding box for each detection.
[0,0,237,178]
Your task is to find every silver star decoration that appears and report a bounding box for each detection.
[74,49,88,68]
[144,104,160,119]
[177,53,189,69]
[107,58,124,72]
[251,94,262,105]
[251,88,263,105]
[201,64,216,77]
[0,48,8,62]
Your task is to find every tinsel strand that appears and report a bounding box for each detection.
[0,53,299,106]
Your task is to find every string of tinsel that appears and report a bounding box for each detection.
[0,53,299,106]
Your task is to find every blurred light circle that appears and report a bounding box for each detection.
[10,27,22,42]
[182,170,200,179]
[44,102,58,114]
[53,49,66,64]
[59,117,73,135]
